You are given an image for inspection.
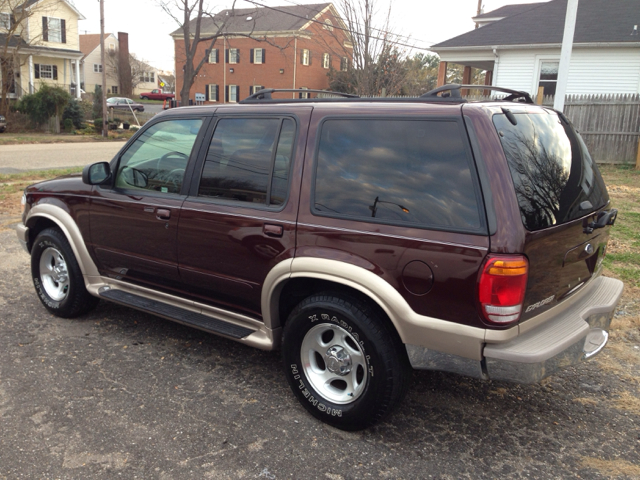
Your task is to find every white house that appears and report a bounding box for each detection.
[431,0,640,96]
[79,32,160,96]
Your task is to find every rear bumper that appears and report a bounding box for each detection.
[407,276,623,383]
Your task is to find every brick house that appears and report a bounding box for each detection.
[171,3,351,104]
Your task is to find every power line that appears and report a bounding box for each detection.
[273,0,437,47]
[243,0,435,52]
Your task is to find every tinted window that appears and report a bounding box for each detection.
[198,118,295,206]
[115,118,203,194]
[313,119,483,231]
[493,111,609,231]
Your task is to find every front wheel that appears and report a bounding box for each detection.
[31,228,99,318]
[282,293,410,430]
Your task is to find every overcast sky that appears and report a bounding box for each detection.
[77,0,544,72]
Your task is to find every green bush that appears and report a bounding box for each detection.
[62,98,84,129]
[92,85,103,118]
[16,84,71,127]
[94,117,105,133]
[63,118,74,132]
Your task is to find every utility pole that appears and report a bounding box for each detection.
[554,0,579,112]
[99,0,108,137]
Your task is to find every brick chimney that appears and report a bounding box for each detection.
[118,32,132,96]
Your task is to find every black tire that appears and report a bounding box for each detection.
[141,96,149,100]
[31,228,99,318]
[282,292,410,430]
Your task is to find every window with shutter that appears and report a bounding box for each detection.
[229,48,239,64]
[208,49,218,63]
[209,84,218,101]
[341,57,349,71]
[229,85,238,103]
[254,48,264,64]
[46,17,62,43]
[322,53,330,69]
[301,49,310,66]
[39,64,53,79]
[299,87,309,99]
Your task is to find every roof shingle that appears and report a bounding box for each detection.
[433,0,640,49]
[171,3,332,36]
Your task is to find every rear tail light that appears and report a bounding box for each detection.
[479,255,528,324]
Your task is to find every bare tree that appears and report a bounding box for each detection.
[321,0,410,96]
[158,0,256,105]
[0,0,66,115]
[106,51,156,93]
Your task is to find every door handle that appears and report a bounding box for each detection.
[156,208,171,220]
[263,224,283,237]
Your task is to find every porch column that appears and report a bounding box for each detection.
[461,66,472,96]
[28,55,34,93]
[436,61,447,87]
[483,70,493,96]
[75,59,81,98]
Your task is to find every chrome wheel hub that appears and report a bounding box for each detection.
[300,323,368,404]
[39,247,70,301]
[325,345,352,375]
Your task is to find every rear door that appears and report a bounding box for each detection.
[490,107,612,320]
[176,107,312,317]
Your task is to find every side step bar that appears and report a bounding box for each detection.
[99,289,255,339]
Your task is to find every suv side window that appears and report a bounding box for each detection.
[198,117,295,206]
[115,118,203,194]
[313,119,484,232]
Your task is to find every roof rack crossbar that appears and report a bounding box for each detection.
[421,84,533,104]
[241,88,360,103]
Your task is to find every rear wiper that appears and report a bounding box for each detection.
[584,209,618,234]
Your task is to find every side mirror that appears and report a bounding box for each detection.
[82,162,111,185]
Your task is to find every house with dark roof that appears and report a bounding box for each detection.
[0,0,84,99]
[431,0,640,96]
[171,3,351,103]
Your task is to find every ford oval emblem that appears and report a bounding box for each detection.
[585,243,594,255]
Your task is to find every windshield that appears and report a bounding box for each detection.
[493,110,609,231]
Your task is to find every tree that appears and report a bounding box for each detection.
[323,0,411,96]
[401,53,439,96]
[106,51,157,93]
[159,0,260,105]
[0,0,67,116]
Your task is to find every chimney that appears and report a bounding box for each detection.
[118,32,132,96]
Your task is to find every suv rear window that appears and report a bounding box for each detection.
[493,111,609,231]
[313,119,484,232]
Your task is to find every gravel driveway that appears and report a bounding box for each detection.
[0,224,638,479]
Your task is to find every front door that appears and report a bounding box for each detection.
[89,117,207,290]
[177,110,309,317]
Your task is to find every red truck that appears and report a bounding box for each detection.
[139,89,174,101]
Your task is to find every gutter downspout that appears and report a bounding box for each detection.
[492,47,499,87]
[223,37,226,104]
[292,36,297,99]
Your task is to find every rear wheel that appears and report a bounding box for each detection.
[31,228,98,318]
[282,293,410,430]
[141,96,149,100]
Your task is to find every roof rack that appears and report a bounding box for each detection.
[240,88,359,103]
[421,84,534,104]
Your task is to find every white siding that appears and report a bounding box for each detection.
[493,47,640,95]
[566,48,640,94]
[494,50,536,92]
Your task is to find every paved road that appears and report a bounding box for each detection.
[0,142,125,173]
[0,222,638,478]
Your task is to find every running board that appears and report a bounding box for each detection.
[99,289,254,339]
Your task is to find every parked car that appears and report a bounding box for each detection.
[17,85,623,431]
[0,114,6,132]
[139,89,174,101]
[106,97,144,112]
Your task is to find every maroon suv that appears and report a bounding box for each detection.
[17,85,623,430]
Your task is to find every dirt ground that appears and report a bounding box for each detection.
[0,168,638,478]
